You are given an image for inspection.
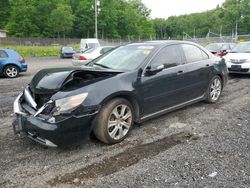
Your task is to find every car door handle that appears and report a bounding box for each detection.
[177,70,184,75]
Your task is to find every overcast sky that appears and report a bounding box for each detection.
[142,0,225,18]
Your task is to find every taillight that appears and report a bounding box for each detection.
[79,55,86,60]
[18,57,25,62]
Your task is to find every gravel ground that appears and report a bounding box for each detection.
[0,57,249,188]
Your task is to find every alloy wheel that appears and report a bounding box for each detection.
[6,67,18,78]
[210,78,222,101]
[107,104,132,140]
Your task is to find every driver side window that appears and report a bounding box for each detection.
[151,45,182,68]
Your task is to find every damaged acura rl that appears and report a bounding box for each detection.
[13,41,228,147]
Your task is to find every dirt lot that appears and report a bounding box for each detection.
[0,57,249,188]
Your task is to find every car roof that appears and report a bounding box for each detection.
[126,40,200,47]
[0,48,18,53]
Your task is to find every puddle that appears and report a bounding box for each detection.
[49,132,197,186]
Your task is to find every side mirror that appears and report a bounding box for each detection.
[100,49,105,54]
[145,65,164,76]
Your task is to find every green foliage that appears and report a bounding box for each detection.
[48,3,74,38]
[0,45,63,58]
[0,0,11,28]
[153,0,250,39]
[2,0,250,39]
[2,0,154,39]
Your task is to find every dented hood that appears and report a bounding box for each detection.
[29,67,122,94]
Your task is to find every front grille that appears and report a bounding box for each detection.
[230,59,247,64]
[228,68,249,72]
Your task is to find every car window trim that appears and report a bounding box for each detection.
[142,44,184,76]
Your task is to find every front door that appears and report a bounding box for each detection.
[139,44,188,116]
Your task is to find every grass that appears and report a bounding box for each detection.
[0,44,79,58]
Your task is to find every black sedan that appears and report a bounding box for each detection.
[60,46,75,58]
[13,41,228,147]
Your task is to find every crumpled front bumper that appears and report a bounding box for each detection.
[13,89,99,147]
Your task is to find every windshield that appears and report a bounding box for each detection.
[88,45,155,71]
[205,43,223,51]
[62,47,74,51]
[231,43,250,53]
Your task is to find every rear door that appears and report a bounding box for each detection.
[139,44,188,115]
[180,44,212,100]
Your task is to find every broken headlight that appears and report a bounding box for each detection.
[53,93,88,116]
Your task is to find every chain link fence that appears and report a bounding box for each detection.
[1,35,250,47]
[0,37,143,47]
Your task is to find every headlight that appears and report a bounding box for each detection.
[53,93,88,115]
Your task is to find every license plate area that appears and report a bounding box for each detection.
[13,115,23,134]
[231,65,242,70]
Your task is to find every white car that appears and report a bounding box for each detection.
[224,42,250,74]
[72,46,114,66]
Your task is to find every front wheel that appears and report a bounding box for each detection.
[205,76,222,103]
[93,98,134,144]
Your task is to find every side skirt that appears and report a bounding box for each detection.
[140,95,206,123]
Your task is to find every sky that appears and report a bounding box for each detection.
[142,0,225,19]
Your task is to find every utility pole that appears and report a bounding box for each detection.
[235,22,238,41]
[95,0,100,39]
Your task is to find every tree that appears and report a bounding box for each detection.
[73,0,95,38]
[0,0,11,28]
[48,3,74,38]
[6,0,40,37]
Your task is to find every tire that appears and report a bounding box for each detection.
[93,98,134,144]
[4,65,19,78]
[205,75,222,103]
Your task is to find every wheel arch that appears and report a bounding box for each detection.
[100,91,142,123]
[3,63,20,72]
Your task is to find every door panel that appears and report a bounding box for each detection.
[140,65,187,115]
[180,44,213,100]
[138,44,189,116]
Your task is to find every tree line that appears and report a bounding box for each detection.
[0,0,249,40]
[154,0,250,39]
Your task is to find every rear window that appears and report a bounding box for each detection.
[182,44,208,63]
[88,43,100,49]
[0,50,8,58]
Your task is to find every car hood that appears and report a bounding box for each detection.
[29,67,122,94]
[224,53,250,61]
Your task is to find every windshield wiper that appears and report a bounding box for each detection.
[93,63,113,69]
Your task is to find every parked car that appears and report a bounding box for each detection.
[60,46,75,58]
[72,46,115,66]
[205,43,236,57]
[224,41,250,74]
[80,38,100,51]
[13,41,228,147]
[0,49,27,78]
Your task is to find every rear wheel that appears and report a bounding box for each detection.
[205,76,222,103]
[93,98,134,144]
[4,65,19,78]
